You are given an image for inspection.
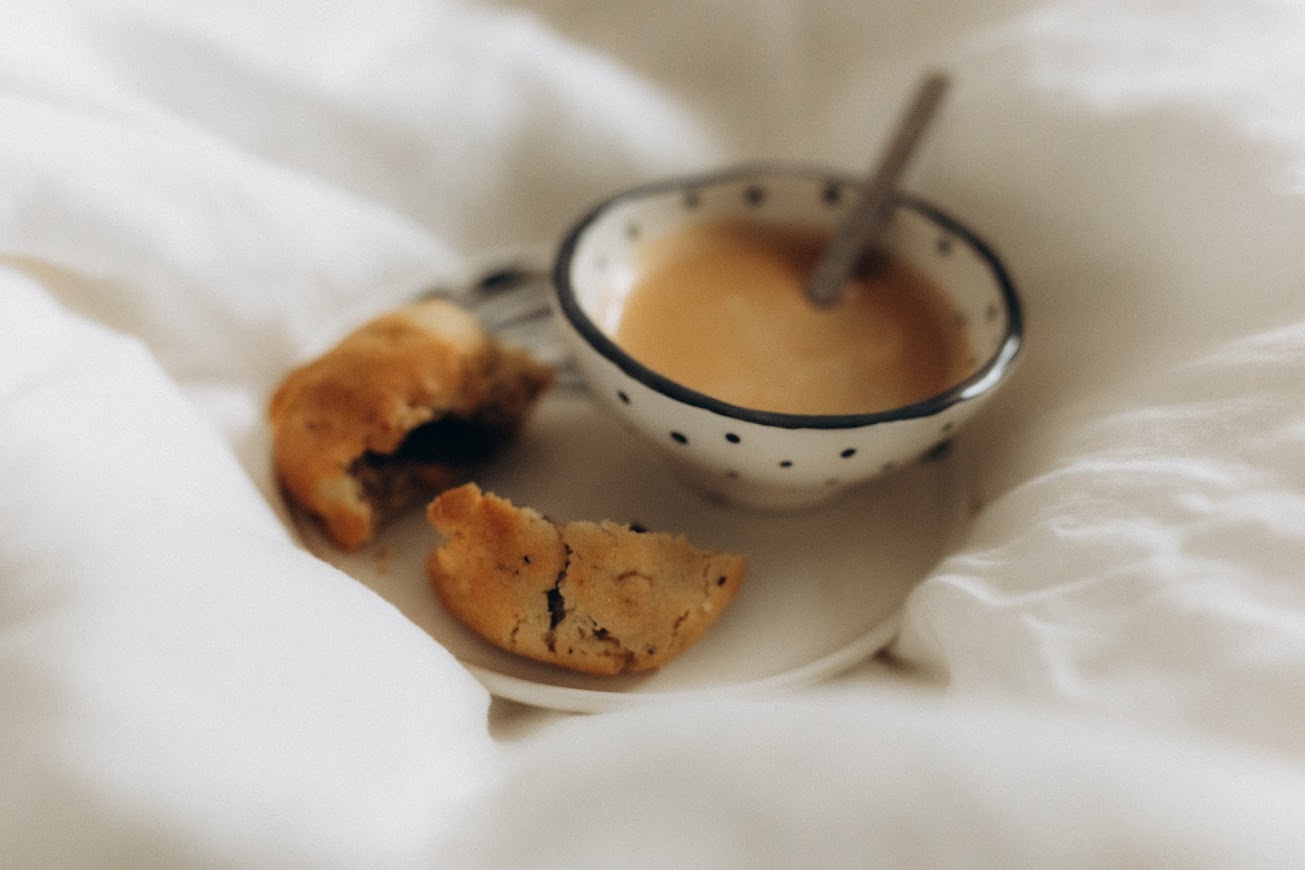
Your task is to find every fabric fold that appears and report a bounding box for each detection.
[0,276,495,867]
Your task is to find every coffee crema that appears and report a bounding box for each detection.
[613,219,973,416]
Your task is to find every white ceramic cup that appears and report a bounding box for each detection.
[551,165,1023,510]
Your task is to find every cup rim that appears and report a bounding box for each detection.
[552,164,1023,431]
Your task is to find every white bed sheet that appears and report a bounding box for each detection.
[5,0,1305,865]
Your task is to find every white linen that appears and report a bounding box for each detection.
[5,0,1305,865]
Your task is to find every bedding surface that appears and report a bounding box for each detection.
[5,0,1305,866]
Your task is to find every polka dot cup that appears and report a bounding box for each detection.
[551,165,1023,510]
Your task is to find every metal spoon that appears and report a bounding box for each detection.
[418,261,584,389]
[804,69,952,308]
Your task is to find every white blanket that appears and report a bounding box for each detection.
[6,0,1305,865]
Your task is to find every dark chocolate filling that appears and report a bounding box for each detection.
[381,414,510,466]
[347,413,514,523]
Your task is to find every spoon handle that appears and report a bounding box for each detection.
[805,69,951,308]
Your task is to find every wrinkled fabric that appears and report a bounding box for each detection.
[5,0,1305,866]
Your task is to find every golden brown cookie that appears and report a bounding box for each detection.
[269,299,554,551]
[426,483,747,676]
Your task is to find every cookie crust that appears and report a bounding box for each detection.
[426,483,747,676]
[269,299,553,551]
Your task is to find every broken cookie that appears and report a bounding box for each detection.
[269,298,554,551]
[426,483,746,676]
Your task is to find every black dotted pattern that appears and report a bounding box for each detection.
[922,440,953,462]
[614,388,948,478]
[593,174,987,489]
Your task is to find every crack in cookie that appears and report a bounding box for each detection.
[426,483,746,676]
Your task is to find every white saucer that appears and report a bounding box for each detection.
[302,390,965,713]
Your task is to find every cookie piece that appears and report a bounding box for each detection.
[270,298,554,551]
[426,483,746,676]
